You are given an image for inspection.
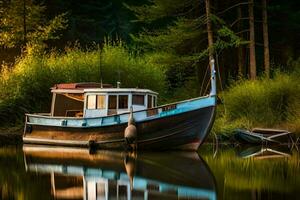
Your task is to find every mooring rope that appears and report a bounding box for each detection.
[200,62,210,96]
[216,52,227,115]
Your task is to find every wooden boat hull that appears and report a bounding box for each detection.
[236,145,292,159]
[23,105,216,151]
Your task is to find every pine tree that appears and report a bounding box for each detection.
[262,0,270,78]
[127,0,243,93]
[248,0,256,80]
[0,0,67,52]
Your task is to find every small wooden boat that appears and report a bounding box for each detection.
[237,145,292,159]
[234,128,292,144]
[23,60,217,151]
[23,146,217,200]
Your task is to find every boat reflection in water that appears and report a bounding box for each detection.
[23,146,217,200]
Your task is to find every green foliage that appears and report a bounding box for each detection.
[52,0,136,45]
[0,43,166,125]
[125,0,198,23]
[0,0,67,50]
[0,0,44,47]
[127,0,245,96]
[198,25,246,60]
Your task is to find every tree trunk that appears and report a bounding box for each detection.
[248,0,256,80]
[205,0,214,61]
[237,5,244,77]
[262,0,270,78]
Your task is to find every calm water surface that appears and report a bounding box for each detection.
[0,144,299,199]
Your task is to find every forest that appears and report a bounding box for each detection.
[0,0,299,136]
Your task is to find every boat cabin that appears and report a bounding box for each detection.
[50,83,158,118]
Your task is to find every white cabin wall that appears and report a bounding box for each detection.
[132,105,146,111]
[84,93,108,118]
[83,92,157,118]
[85,109,107,118]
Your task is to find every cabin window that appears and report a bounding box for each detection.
[147,95,153,108]
[97,95,106,109]
[87,95,97,109]
[132,94,144,105]
[108,95,117,109]
[53,93,84,117]
[153,96,157,107]
[118,95,128,109]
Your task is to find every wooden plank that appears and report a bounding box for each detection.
[252,128,290,134]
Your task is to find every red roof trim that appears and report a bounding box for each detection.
[52,82,112,90]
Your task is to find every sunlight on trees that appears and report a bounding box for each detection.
[0,0,67,54]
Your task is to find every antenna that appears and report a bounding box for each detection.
[99,47,103,88]
[117,70,121,88]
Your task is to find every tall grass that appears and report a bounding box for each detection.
[212,63,300,135]
[0,43,166,125]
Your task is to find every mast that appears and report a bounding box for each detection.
[205,0,216,96]
[99,48,103,88]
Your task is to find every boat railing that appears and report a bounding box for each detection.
[26,94,214,121]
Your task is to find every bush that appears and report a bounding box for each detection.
[0,43,166,125]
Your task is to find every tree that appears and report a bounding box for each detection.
[262,0,270,78]
[127,0,243,95]
[205,0,213,61]
[248,0,256,79]
[45,0,137,46]
[237,5,244,77]
[0,0,67,53]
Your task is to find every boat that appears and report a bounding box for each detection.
[234,128,293,145]
[23,146,217,200]
[23,60,217,150]
[237,145,292,159]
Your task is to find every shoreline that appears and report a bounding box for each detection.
[0,127,298,147]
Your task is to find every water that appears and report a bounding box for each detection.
[0,144,299,200]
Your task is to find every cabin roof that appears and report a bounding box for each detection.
[52,82,112,90]
[51,82,158,95]
[84,88,158,95]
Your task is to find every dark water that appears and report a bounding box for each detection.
[0,144,299,200]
